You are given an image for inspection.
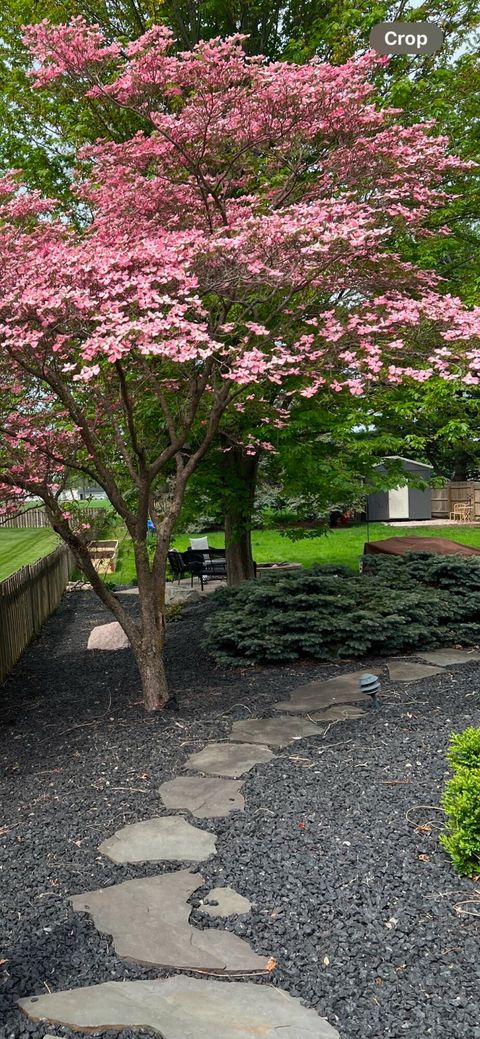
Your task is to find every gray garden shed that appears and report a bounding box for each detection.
[367,456,434,522]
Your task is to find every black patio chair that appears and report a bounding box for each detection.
[167,549,188,584]
[184,548,227,591]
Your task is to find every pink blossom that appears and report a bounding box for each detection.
[0,24,478,526]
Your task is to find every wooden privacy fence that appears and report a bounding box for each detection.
[0,507,50,528]
[0,544,74,684]
[0,506,104,530]
[431,482,480,520]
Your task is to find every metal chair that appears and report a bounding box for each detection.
[184,548,227,590]
[167,549,188,584]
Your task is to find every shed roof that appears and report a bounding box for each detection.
[373,456,434,470]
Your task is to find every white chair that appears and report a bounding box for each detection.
[189,536,209,551]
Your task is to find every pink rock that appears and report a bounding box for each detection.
[87,621,130,651]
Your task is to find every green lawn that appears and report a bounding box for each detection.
[176,524,480,569]
[106,522,480,585]
[0,528,59,581]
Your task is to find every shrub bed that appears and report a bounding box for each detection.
[440,727,480,877]
[205,553,480,665]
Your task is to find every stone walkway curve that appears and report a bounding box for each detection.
[19,648,478,1037]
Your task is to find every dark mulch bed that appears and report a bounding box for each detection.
[1,590,480,1039]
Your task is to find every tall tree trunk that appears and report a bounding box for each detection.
[222,448,258,587]
[70,531,169,712]
[452,449,470,482]
[131,629,168,711]
[225,513,255,585]
[132,539,169,711]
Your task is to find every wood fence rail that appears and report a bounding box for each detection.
[0,507,50,528]
[0,506,102,529]
[0,544,74,684]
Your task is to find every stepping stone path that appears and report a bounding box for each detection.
[27,648,479,1036]
[201,885,252,917]
[387,660,444,683]
[274,670,376,714]
[185,741,274,777]
[87,621,130,650]
[229,716,321,747]
[417,648,480,667]
[71,870,266,972]
[159,776,244,817]
[99,816,216,863]
[19,977,340,1039]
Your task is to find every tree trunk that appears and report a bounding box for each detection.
[133,538,169,711]
[222,448,258,587]
[225,517,255,585]
[452,450,470,482]
[133,637,169,712]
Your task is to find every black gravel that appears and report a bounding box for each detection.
[1,589,480,1039]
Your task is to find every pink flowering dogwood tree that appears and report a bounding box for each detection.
[0,22,479,709]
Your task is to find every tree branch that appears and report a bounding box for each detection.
[115,360,146,466]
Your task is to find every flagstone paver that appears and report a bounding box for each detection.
[273,670,376,714]
[201,886,252,917]
[19,977,340,1039]
[416,648,480,667]
[185,741,274,778]
[71,871,265,972]
[98,816,216,863]
[387,660,444,683]
[229,716,321,747]
[309,705,367,722]
[87,621,129,650]
[159,776,244,818]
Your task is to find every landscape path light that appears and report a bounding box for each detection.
[359,672,381,708]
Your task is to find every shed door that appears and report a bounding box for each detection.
[388,486,409,520]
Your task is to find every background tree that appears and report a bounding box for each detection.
[180,386,408,577]
[368,379,480,480]
[1,25,478,705]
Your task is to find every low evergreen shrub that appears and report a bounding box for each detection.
[362,551,480,591]
[205,555,480,665]
[441,728,480,876]
[445,726,480,771]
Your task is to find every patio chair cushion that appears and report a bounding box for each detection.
[190,536,209,551]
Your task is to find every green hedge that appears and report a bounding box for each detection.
[205,553,480,665]
[362,551,480,591]
[441,728,480,876]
